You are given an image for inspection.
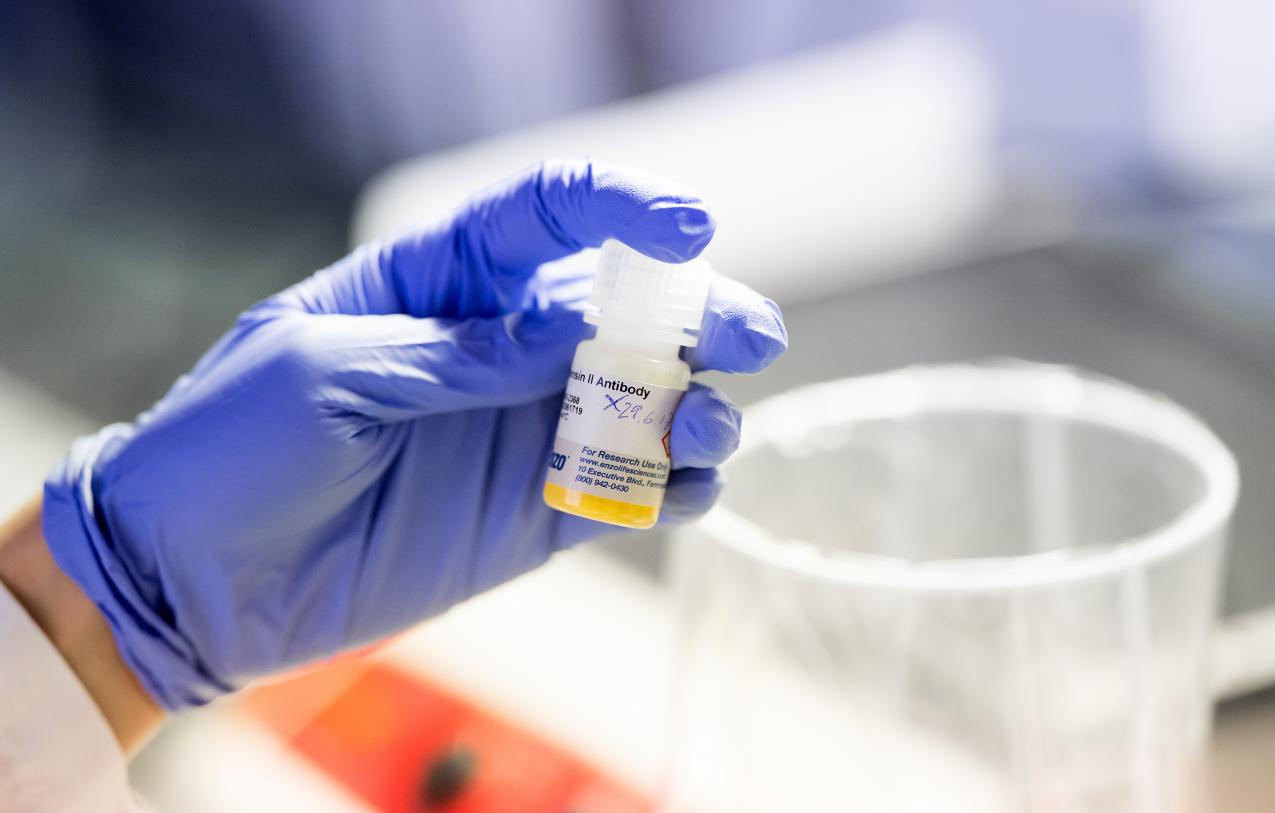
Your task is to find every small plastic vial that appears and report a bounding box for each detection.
[544,240,711,529]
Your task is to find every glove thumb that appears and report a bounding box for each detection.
[299,306,589,422]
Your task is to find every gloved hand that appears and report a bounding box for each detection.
[43,159,787,710]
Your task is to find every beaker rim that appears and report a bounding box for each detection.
[697,362,1239,592]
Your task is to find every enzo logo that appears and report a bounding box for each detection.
[548,452,568,471]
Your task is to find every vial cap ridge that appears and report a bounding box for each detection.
[584,239,711,347]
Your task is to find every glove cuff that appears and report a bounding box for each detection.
[42,426,233,710]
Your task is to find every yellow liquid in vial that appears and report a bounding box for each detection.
[543,481,660,530]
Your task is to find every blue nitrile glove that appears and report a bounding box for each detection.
[42,159,787,710]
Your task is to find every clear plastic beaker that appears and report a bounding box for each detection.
[666,364,1237,813]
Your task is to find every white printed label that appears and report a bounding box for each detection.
[546,367,683,506]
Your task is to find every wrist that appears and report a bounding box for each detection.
[0,496,164,754]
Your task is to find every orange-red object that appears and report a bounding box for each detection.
[242,659,651,813]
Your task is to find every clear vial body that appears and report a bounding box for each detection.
[543,327,691,529]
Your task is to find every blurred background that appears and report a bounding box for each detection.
[5,0,1275,810]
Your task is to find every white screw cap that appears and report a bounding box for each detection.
[584,240,712,347]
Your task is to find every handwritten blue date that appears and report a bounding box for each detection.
[601,393,674,431]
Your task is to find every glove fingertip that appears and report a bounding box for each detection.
[660,467,726,524]
[692,280,789,374]
[671,386,742,470]
[630,201,717,263]
[584,161,717,263]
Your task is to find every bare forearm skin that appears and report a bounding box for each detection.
[0,496,164,754]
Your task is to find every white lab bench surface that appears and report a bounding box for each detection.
[129,547,673,812]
